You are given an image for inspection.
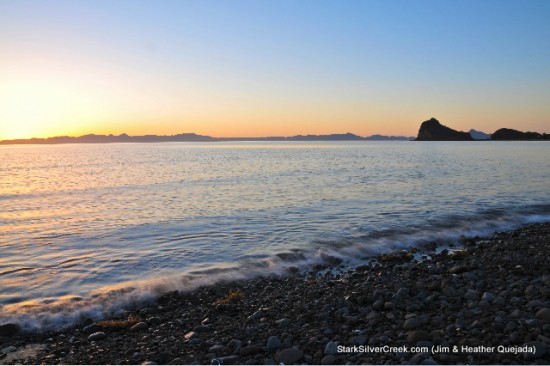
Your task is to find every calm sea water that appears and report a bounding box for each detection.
[1,141,549,331]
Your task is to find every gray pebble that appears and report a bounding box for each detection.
[324,341,338,355]
[266,335,282,352]
[88,331,106,342]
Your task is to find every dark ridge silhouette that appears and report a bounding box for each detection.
[491,128,549,140]
[415,118,473,141]
[0,132,414,145]
[468,129,491,140]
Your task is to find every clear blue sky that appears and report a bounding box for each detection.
[1,0,549,138]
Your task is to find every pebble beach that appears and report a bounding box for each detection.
[1,222,549,365]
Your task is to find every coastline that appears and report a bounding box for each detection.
[1,223,549,364]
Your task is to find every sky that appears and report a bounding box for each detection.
[1,0,549,139]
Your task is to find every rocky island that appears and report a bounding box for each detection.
[415,118,473,141]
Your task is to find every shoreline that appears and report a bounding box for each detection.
[1,223,549,364]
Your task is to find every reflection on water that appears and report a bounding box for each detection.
[0,141,549,322]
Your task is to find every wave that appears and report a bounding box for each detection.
[1,204,549,333]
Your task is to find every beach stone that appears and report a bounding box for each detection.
[156,351,174,364]
[421,357,439,365]
[407,330,430,344]
[185,331,199,340]
[209,345,224,354]
[0,323,20,337]
[88,331,106,341]
[147,317,162,325]
[194,324,212,332]
[372,299,384,311]
[276,348,303,364]
[481,291,496,302]
[464,289,479,301]
[248,311,264,321]
[404,318,420,330]
[535,308,550,322]
[324,341,338,355]
[240,346,261,356]
[266,336,282,352]
[321,355,336,364]
[82,323,101,334]
[212,355,239,365]
[524,341,547,359]
[131,322,148,332]
[275,318,290,328]
[396,287,410,298]
[442,286,457,297]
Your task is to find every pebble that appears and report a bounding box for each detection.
[535,307,550,321]
[404,318,420,330]
[82,323,101,334]
[266,335,282,352]
[324,341,338,355]
[275,318,290,328]
[407,330,430,344]
[88,332,106,341]
[131,322,148,332]
[184,331,199,340]
[240,346,261,356]
[276,348,303,364]
[321,355,336,364]
[248,311,264,321]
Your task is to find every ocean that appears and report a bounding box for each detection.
[1,141,549,332]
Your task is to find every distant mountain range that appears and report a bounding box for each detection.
[0,132,414,145]
[416,118,549,141]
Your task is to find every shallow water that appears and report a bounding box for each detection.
[1,141,549,331]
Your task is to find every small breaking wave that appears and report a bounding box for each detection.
[1,205,549,333]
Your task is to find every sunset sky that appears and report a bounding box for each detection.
[1,0,549,140]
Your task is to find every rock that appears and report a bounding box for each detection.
[464,289,479,301]
[481,292,496,302]
[185,331,199,340]
[276,348,303,364]
[156,351,174,364]
[82,323,101,334]
[321,355,336,364]
[131,322,148,332]
[147,317,162,325]
[535,308,550,322]
[248,311,264,321]
[324,341,338,355]
[396,287,410,298]
[211,355,239,365]
[194,324,212,332]
[88,331,106,341]
[0,323,20,337]
[266,336,282,352]
[275,319,290,328]
[209,345,224,354]
[524,341,547,359]
[240,346,261,356]
[404,318,420,330]
[415,118,473,141]
[421,357,439,365]
[491,128,543,140]
[372,299,384,311]
[407,330,430,344]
